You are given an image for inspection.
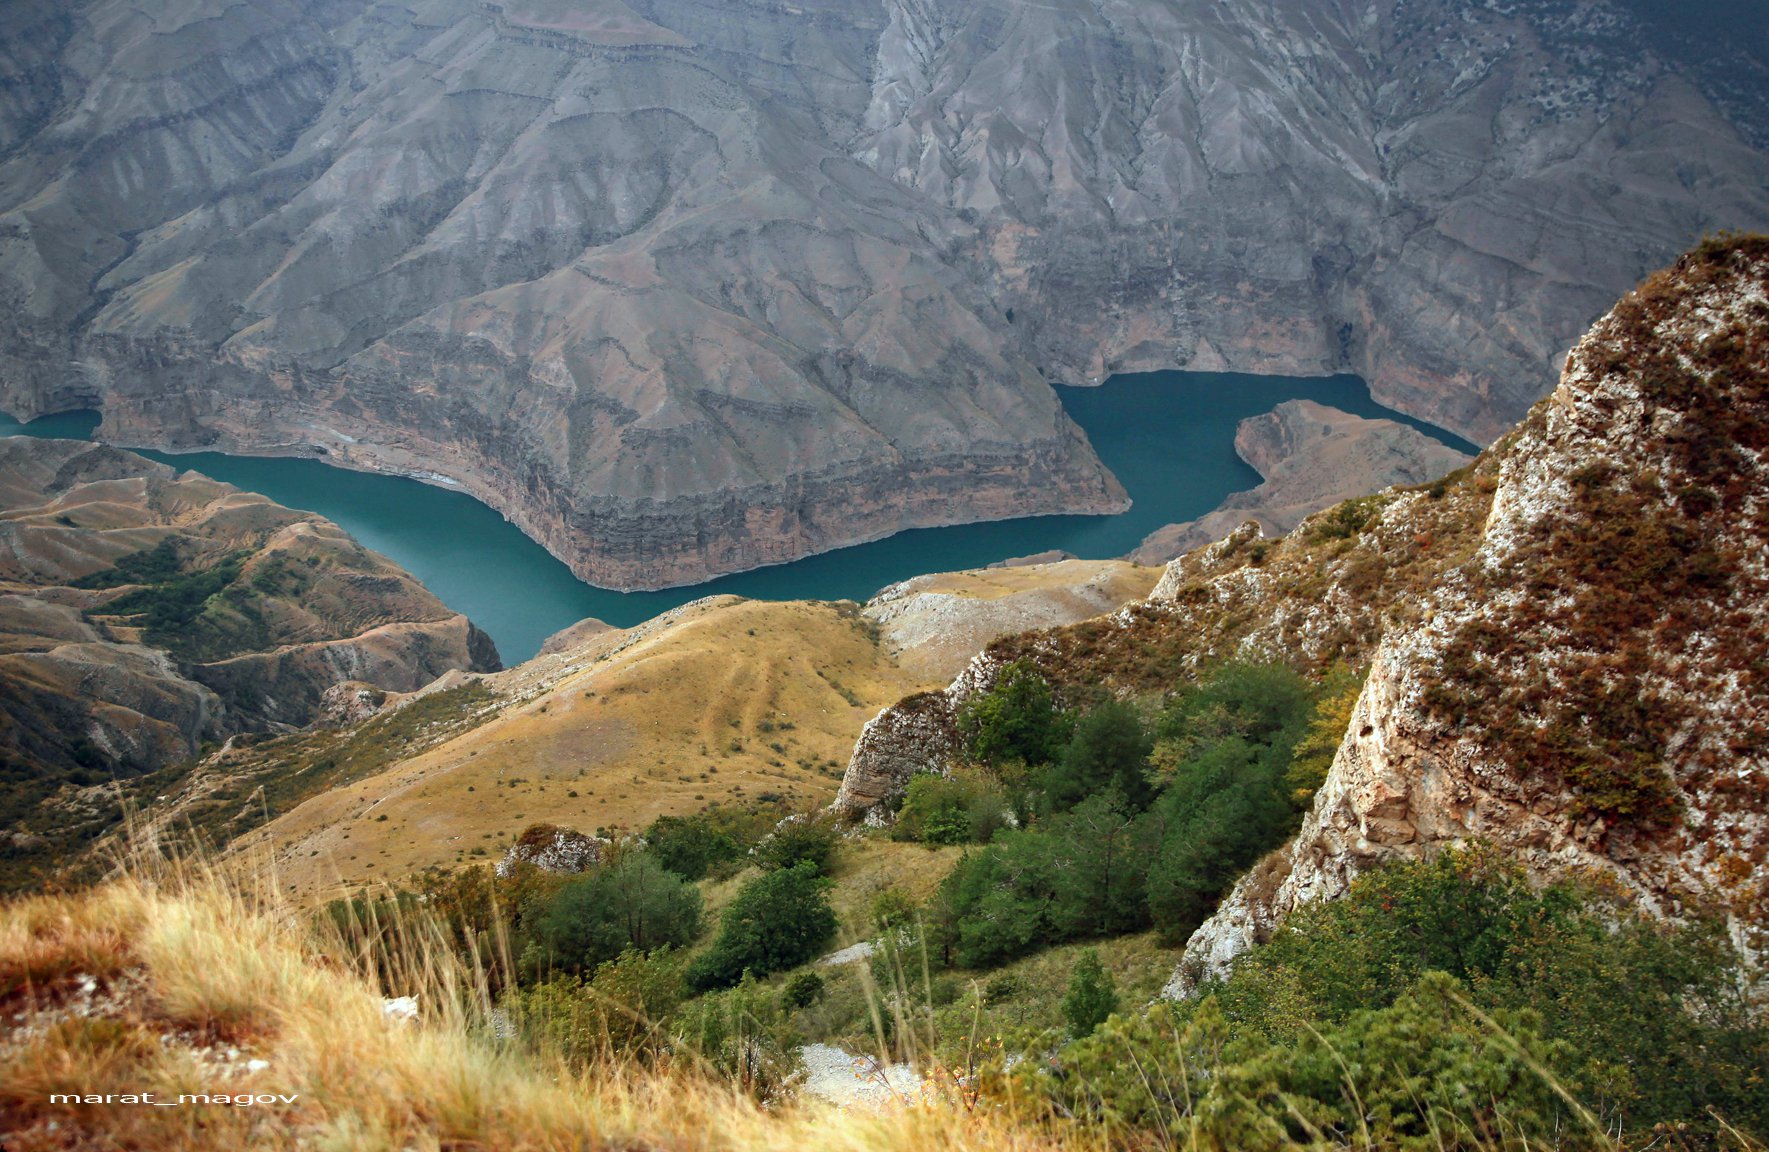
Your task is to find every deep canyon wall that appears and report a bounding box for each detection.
[3,0,1767,586]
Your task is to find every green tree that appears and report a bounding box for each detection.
[645,813,740,881]
[687,862,837,991]
[956,660,1072,767]
[753,818,838,874]
[1144,736,1292,940]
[1062,948,1119,1038]
[527,851,703,975]
[892,772,1009,845]
[1042,699,1155,812]
[1155,661,1313,755]
[1284,665,1363,802]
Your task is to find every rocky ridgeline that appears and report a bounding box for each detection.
[1178,236,1769,989]
[0,439,500,785]
[834,238,1769,986]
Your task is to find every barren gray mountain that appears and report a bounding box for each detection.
[2,0,1766,587]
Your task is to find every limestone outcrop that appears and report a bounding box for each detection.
[834,240,1769,982]
[498,824,610,876]
[1173,237,1769,991]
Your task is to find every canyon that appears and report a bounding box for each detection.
[4,0,1767,587]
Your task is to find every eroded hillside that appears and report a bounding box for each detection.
[3,0,1766,585]
[0,438,499,890]
[838,236,1769,981]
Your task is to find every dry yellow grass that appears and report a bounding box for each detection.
[244,597,938,900]
[0,861,1088,1152]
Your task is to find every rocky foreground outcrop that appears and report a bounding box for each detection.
[836,238,1769,980]
[3,1,1766,585]
[0,438,500,797]
[1175,235,1769,989]
[1132,401,1473,563]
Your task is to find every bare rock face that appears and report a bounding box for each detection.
[833,690,962,818]
[1133,401,1473,563]
[3,1,1766,586]
[863,558,1160,681]
[497,823,609,876]
[0,438,500,791]
[1172,238,1769,992]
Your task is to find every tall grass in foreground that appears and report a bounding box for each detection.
[0,837,1760,1150]
[0,839,1078,1151]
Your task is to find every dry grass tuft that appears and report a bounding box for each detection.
[0,856,1083,1151]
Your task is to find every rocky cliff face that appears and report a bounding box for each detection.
[835,239,1768,980]
[3,1,1766,587]
[0,438,499,800]
[1175,235,1769,990]
[1132,400,1473,563]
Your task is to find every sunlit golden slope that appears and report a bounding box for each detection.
[246,596,934,898]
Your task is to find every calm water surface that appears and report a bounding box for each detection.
[0,373,1475,662]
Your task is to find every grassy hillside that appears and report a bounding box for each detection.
[240,596,936,898]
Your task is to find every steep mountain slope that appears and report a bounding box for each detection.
[1179,234,1769,987]
[3,1,1766,586]
[0,437,499,888]
[837,237,1769,977]
[58,556,1150,898]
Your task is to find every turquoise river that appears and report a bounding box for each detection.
[1,372,1477,663]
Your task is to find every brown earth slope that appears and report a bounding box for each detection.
[1132,401,1473,564]
[0,437,499,889]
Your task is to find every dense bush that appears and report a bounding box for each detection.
[752,818,838,875]
[1145,663,1313,941]
[513,947,688,1066]
[645,803,786,881]
[524,850,703,976]
[891,773,1010,845]
[687,862,836,991]
[1061,949,1118,1039]
[1042,848,1769,1148]
[956,660,1073,767]
[929,662,1319,964]
[930,796,1157,967]
[1041,699,1154,813]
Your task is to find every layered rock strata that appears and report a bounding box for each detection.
[4,1,1768,585]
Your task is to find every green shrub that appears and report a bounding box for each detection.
[1144,736,1295,941]
[753,818,838,875]
[1037,848,1769,1146]
[892,773,1010,845]
[1041,699,1154,813]
[929,796,1156,968]
[513,946,687,1066]
[1061,949,1118,1039]
[524,851,703,976]
[675,972,801,1101]
[687,862,836,991]
[956,660,1072,767]
[781,970,825,1009]
[644,803,787,881]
